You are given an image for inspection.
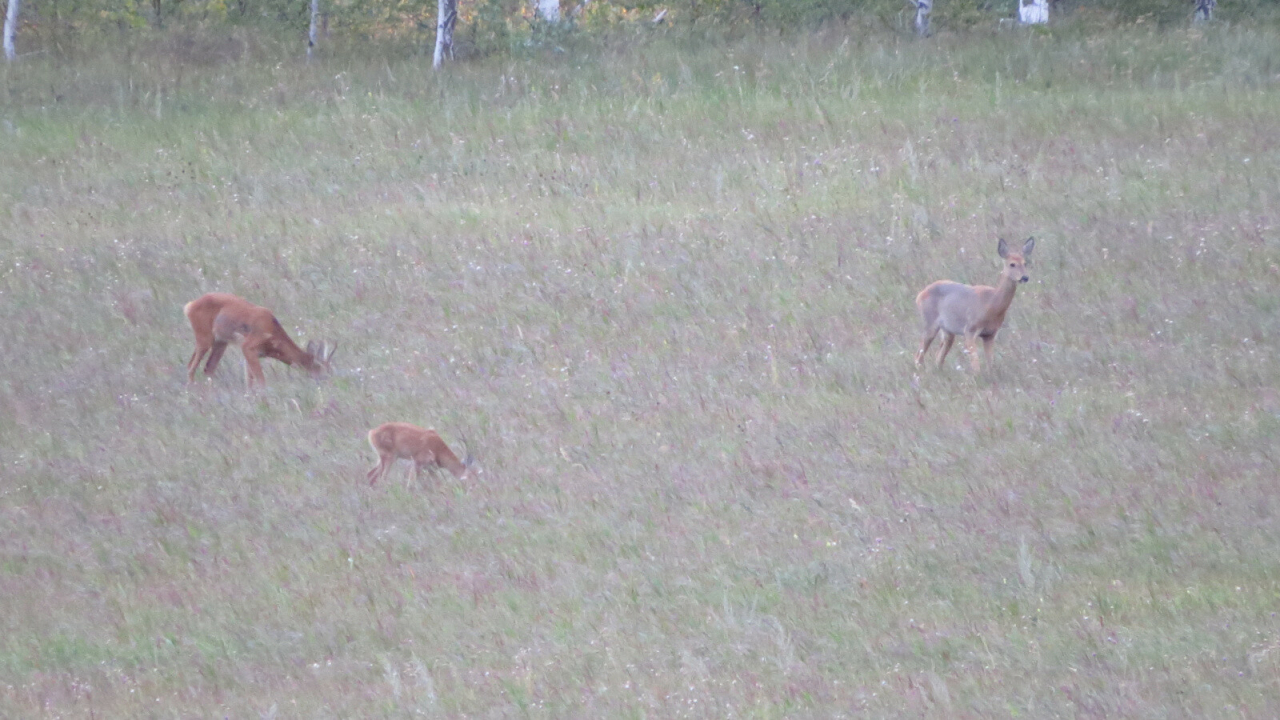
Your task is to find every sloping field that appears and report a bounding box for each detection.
[2,23,1279,717]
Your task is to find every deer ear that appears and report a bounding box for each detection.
[324,342,338,362]
[1022,236,1035,257]
[997,238,1009,259]
[306,340,316,356]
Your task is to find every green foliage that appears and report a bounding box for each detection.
[751,0,907,27]
[934,0,1016,28]
[96,0,150,30]
[1055,0,1280,26]
[466,0,524,55]
[1059,0,1195,24]
[8,0,1280,59]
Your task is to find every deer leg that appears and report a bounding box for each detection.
[187,343,210,382]
[982,336,995,369]
[935,332,956,368]
[187,320,217,380]
[916,325,939,367]
[368,455,391,485]
[203,341,229,377]
[965,333,983,372]
[241,347,266,388]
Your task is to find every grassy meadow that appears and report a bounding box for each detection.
[2,20,1280,717]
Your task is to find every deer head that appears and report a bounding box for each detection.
[997,237,1035,284]
[304,340,338,378]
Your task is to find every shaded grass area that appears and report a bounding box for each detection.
[2,22,1280,717]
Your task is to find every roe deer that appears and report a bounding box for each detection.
[915,237,1035,372]
[184,293,335,388]
[366,423,475,485]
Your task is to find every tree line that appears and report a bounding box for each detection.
[2,0,1264,63]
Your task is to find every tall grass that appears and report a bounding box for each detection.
[2,22,1279,717]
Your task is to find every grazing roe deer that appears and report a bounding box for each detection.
[366,423,475,485]
[184,293,334,387]
[915,237,1035,372]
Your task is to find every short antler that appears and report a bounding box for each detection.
[305,340,337,375]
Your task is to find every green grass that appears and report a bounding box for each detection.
[2,20,1280,717]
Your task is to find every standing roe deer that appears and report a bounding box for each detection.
[184,293,335,387]
[366,423,475,485]
[915,237,1035,372]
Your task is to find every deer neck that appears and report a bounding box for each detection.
[269,320,312,368]
[295,349,318,370]
[986,272,1020,318]
[278,342,312,368]
[440,451,467,478]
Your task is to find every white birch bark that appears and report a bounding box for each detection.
[3,0,19,61]
[1018,0,1048,24]
[535,0,559,23]
[307,0,319,60]
[432,0,456,69]
[913,0,931,37]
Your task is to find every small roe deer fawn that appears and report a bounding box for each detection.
[366,423,475,485]
[185,293,335,388]
[915,237,1035,372]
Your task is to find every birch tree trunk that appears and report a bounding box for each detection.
[432,0,456,69]
[535,0,559,23]
[4,0,20,61]
[1018,0,1048,24]
[307,0,319,60]
[913,0,931,37]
